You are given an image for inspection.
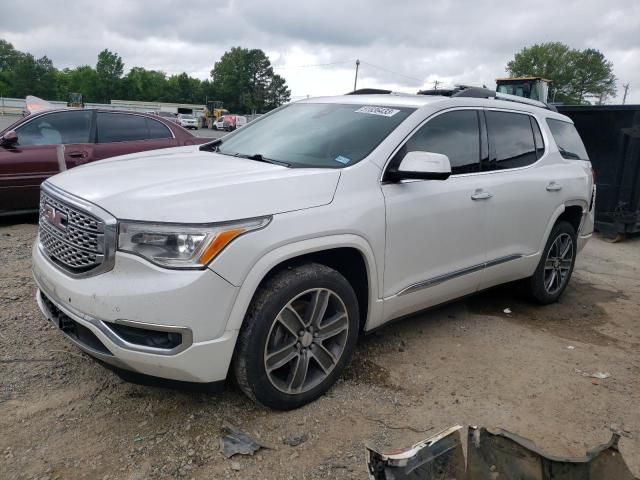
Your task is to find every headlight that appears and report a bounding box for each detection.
[118,217,270,268]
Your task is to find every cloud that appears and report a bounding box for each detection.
[1,0,638,102]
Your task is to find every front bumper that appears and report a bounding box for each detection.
[32,243,240,383]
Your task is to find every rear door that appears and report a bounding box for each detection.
[0,110,93,213]
[92,112,178,161]
[478,109,561,287]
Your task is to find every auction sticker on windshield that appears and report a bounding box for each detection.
[355,106,400,117]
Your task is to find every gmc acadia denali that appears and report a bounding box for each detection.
[32,89,595,409]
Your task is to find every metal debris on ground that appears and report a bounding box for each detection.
[366,424,638,480]
[575,368,612,379]
[219,422,273,458]
[283,434,308,447]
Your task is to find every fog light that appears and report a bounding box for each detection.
[106,323,183,349]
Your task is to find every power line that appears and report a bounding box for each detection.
[273,60,352,69]
[274,58,424,85]
[358,60,423,83]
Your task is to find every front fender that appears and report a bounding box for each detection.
[215,234,382,332]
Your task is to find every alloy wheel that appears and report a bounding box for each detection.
[263,288,349,394]
[544,233,574,295]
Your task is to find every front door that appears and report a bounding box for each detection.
[381,109,490,323]
[0,110,93,214]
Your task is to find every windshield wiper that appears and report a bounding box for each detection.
[233,153,291,167]
[199,138,223,152]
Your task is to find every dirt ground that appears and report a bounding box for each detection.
[1,219,639,480]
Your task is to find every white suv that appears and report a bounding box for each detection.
[32,89,595,409]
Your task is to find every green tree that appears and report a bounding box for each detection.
[570,48,616,104]
[211,47,290,112]
[162,72,203,104]
[0,40,22,96]
[507,42,616,104]
[5,53,58,99]
[0,40,21,76]
[121,67,167,101]
[265,73,291,110]
[59,65,99,102]
[95,49,124,102]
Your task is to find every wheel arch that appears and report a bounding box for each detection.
[221,234,381,334]
[539,200,587,254]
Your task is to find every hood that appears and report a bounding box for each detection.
[48,146,341,222]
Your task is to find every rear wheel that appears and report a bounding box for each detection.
[233,263,359,410]
[527,221,577,304]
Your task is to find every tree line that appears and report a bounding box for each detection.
[507,42,617,104]
[0,40,291,113]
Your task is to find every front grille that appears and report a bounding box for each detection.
[39,191,105,273]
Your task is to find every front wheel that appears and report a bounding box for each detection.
[527,221,577,304]
[233,263,359,410]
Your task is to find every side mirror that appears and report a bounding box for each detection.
[388,151,452,181]
[0,130,18,148]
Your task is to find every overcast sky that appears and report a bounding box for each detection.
[1,0,638,103]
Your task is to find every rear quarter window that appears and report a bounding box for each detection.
[546,118,589,160]
[146,118,172,139]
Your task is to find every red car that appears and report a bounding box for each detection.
[0,109,206,215]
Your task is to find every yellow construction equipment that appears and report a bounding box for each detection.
[202,100,229,129]
[67,92,84,108]
[495,77,551,103]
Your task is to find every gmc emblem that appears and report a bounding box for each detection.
[44,204,68,231]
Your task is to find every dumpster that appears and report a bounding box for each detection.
[557,105,640,236]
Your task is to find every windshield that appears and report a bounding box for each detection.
[216,103,415,168]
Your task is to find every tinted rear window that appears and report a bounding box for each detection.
[486,111,537,170]
[546,118,589,160]
[97,113,170,143]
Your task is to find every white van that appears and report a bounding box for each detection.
[214,115,247,131]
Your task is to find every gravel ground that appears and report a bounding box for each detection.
[1,219,639,479]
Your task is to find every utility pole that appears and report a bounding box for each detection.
[353,59,360,92]
[433,80,440,90]
[622,83,630,105]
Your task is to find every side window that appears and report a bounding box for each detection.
[97,113,149,143]
[530,116,545,159]
[486,111,537,170]
[16,111,92,146]
[546,118,589,160]
[146,118,172,139]
[393,110,481,175]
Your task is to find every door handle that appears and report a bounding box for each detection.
[68,151,87,159]
[546,181,562,192]
[471,190,493,200]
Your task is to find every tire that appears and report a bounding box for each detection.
[527,221,577,304]
[233,263,359,410]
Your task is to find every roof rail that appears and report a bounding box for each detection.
[417,85,552,110]
[347,88,392,95]
[416,88,458,97]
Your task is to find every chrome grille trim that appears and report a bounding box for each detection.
[38,182,117,278]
